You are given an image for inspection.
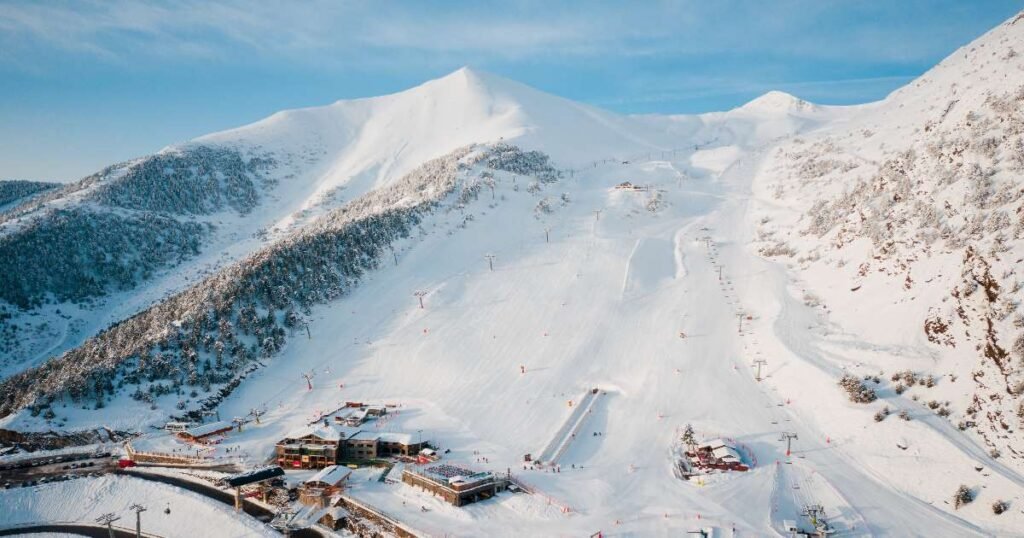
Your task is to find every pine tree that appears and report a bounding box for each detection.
[682,424,696,451]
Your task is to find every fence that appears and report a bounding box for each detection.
[0,520,163,538]
[507,475,575,515]
[125,442,238,467]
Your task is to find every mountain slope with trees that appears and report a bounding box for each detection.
[0,180,60,212]
[0,144,558,423]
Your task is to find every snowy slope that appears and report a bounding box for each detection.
[197,67,679,231]
[0,68,678,380]
[751,9,1024,476]
[5,12,1024,537]
[0,475,276,537]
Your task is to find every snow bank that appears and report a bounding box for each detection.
[0,475,276,537]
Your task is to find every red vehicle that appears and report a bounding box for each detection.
[118,458,136,469]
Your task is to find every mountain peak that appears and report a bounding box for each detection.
[418,66,512,96]
[738,90,816,114]
[432,65,479,83]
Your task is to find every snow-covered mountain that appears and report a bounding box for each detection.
[0,68,679,377]
[0,180,59,212]
[752,10,1024,472]
[0,67,824,379]
[199,67,677,191]
[4,12,1024,536]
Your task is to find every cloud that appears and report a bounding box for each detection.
[1,0,1007,72]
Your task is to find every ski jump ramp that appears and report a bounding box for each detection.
[536,388,600,466]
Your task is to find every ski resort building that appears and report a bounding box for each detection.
[690,438,748,472]
[333,403,388,427]
[613,181,646,191]
[377,432,419,457]
[335,408,371,427]
[276,424,347,469]
[300,465,352,507]
[177,420,234,442]
[163,421,193,433]
[275,423,427,469]
[401,464,501,506]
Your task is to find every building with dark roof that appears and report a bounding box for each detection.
[223,465,285,488]
[401,464,501,506]
[177,420,234,441]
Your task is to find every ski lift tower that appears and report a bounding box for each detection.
[753,359,767,381]
[780,432,798,457]
[129,503,146,538]
[95,513,120,538]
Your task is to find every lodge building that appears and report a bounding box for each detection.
[275,423,426,469]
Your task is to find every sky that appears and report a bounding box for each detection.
[0,1,1021,182]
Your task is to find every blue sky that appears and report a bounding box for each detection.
[1,1,1020,181]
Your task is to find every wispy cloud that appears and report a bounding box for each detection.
[0,0,1018,180]
[1,0,1006,71]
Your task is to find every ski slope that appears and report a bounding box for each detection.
[11,88,1023,537]
[6,13,1024,536]
[191,125,1018,535]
